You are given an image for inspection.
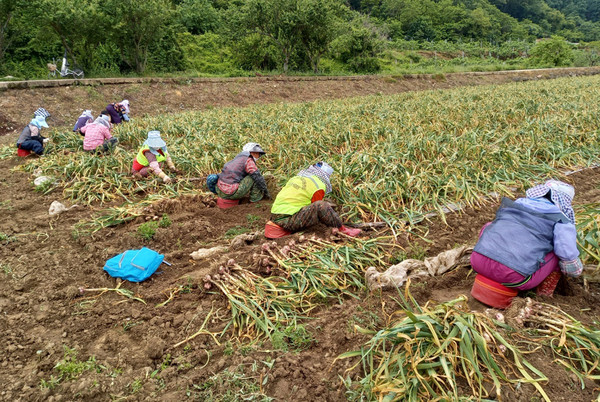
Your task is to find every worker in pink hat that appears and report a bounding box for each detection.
[105,99,130,124]
[470,179,583,308]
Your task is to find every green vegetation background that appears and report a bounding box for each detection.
[1,0,600,79]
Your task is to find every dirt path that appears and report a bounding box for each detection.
[1,151,600,401]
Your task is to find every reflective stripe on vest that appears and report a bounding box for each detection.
[135,146,166,167]
[271,175,326,216]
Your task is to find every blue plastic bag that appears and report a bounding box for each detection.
[103,247,164,282]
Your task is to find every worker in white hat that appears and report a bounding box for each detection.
[131,131,179,183]
[215,142,270,207]
[265,161,362,238]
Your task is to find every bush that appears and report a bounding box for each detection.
[230,32,279,72]
[330,18,383,73]
[572,49,600,67]
[178,32,241,75]
[529,36,574,67]
[159,214,172,228]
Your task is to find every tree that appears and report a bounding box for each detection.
[0,0,19,66]
[297,0,347,73]
[106,0,174,73]
[176,0,220,35]
[235,0,301,73]
[34,0,111,68]
[331,15,383,73]
[529,35,574,66]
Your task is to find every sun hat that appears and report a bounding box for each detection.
[298,161,333,194]
[545,179,575,200]
[30,115,49,128]
[242,142,266,155]
[120,100,130,114]
[526,179,575,223]
[144,131,166,149]
[34,108,51,118]
[95,115,111,128]
[315,161,334,176]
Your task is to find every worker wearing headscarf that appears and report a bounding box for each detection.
[105,100,130,124]
[131,131,178,183]
[73,110,94,135]
[215,142,270,206]
[81,113,118,153]
[470,179,583,308]
[265,162,361,238]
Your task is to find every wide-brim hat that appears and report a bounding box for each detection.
[242,142,266,155]
[144,130,166,149]
[34,115,49,128]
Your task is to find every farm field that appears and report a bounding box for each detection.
[1,74,600,401]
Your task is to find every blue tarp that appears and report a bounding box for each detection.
[103,247,164,282]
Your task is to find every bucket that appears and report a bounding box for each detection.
[471,274,518,309]
[216,197,239,209]
[17,148,31,157]
[264,221,291,239]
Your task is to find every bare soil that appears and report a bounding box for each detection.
[1,72,599,401]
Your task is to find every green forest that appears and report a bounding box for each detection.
[1,0,600,78]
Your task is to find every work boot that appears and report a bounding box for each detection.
[339,225,362,237]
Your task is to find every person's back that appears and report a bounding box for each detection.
[81,115,115,152]
[73,110,94,134]
[271,175,326,215]
[470,179,582,308]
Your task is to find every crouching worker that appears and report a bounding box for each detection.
[16,113,50,156]
[81,113,118,153]
[215,143,270,209]
[265,162,361,238]
[470,180,583,309]
[73,110,94,135]
[131,131,178,184]
[105,100,130,125]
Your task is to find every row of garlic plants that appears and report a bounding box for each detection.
[20,75,600,224]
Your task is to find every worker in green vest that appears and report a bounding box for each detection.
[131,131,179,183]
[265,162,361,238]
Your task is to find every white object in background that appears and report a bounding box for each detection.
[34,176,53,186]
[48,201,78,217]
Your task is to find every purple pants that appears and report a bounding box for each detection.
[470,223,560,291]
